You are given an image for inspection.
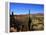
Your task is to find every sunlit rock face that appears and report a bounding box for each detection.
[31,14,44,30]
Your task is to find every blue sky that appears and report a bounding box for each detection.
[10,3,44,15]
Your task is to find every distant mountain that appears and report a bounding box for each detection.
[10,13,44,17]
[31,13,44,16]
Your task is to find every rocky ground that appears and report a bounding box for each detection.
[10,14,44,32]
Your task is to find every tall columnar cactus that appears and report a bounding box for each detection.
[28,10,32,31]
